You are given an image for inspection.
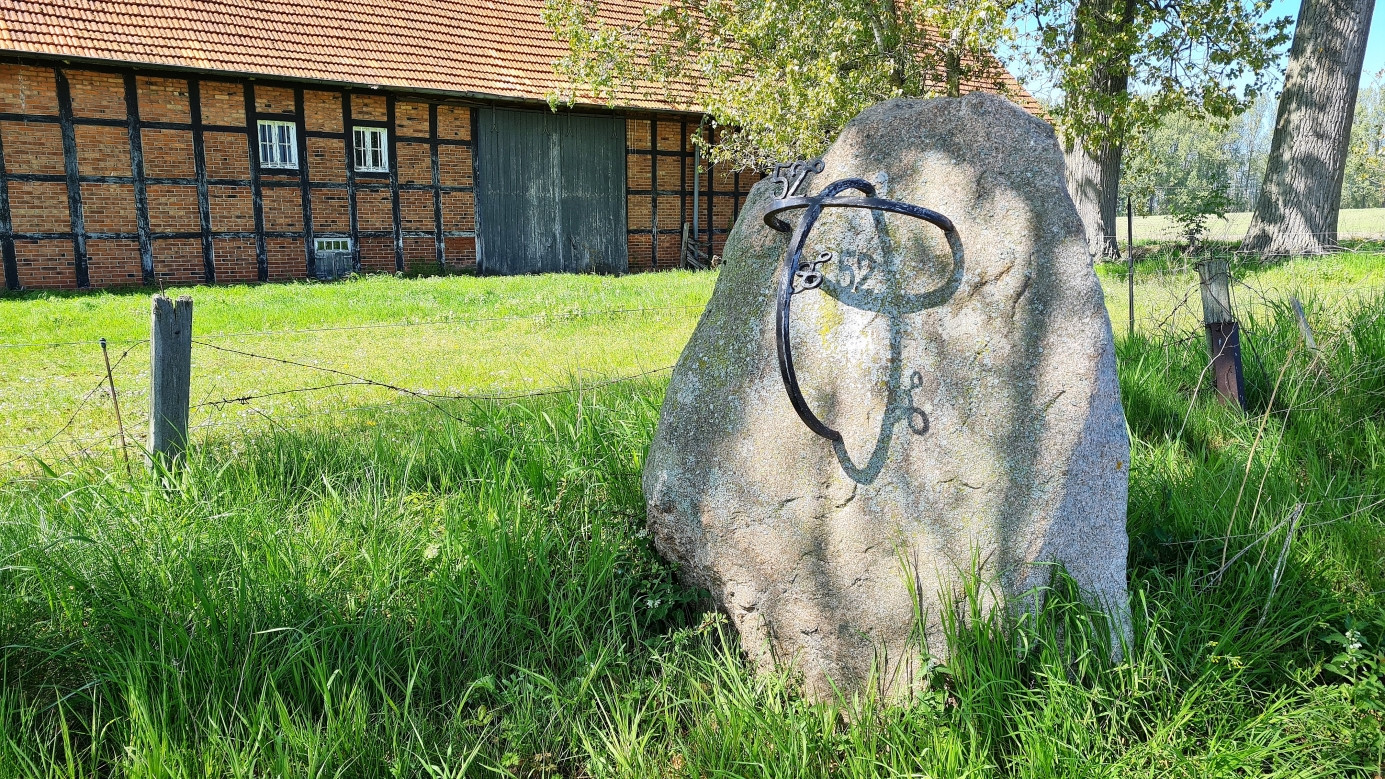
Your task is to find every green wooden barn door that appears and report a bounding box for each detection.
[475,108,627,275]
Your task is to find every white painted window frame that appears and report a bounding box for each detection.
[353,126,389,172]
[257,120,298,169]
[314,237,351,253]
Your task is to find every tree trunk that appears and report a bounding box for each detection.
[945,49,962,98]
[1064,0,1134,259]
[1243,0,1375,255]
[1066,137,1123,258]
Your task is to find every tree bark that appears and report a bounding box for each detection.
[945,49,962,98]
[1243,0,1375,255]
[1064,0,1134,259]
[1066,136,1124,258]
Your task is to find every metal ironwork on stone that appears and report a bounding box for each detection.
[763,159,960,443]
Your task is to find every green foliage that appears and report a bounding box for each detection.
[3,267,1385,774]
[1344,71,1385,210]
[1323,616,1385,717]
[1018,0,1290,149]
[1124,97,1274,217]
[1167,184,1233,248]
[542,0,1018,167]
[1123,112,1239,247]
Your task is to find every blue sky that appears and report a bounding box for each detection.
[1274,0,1385,80]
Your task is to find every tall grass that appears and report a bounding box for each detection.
[2,292,1385,776]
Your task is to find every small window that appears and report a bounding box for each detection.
[315,238,350,253]
[258,120,298,169]
[353,127,388,172]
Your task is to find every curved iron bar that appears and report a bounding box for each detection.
[763,177,959,442]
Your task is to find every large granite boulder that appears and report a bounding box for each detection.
[643,93,1131,700]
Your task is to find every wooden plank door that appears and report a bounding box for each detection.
[475,108,627,275]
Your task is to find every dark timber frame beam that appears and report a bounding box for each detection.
[54,68,89,288]
[189,79,215,283]
[649,120,658,269]
[243,83,268,281]
[293,87,315,279]
[386,95,404,273]
[122,73,155,285]
[0,116,16,290]
[343,92,361,273]
[430,103,444,272]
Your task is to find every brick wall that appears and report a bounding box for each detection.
[199,81,244,126]
[1,61,734,291]
[10,181,69,233]
[261,185,301,233]
[209,186,254,232]
[358,236,394,272]
[264,236,302,281]
[141,128,195,178]
[86,238,142,287]
[3,120,63,175]
[303,91,342,133]
[211,237,257,282]
[153,237,204,285]
[82,183,136,232]
[623,114,759,272]
[137,77,191,123]
[14,239,75,289]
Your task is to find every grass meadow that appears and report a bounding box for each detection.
[2,253,1385,776]
[1129,206,1385,243]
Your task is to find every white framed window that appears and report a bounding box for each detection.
[258,120,298,169]
[353,127,388,172]
[315,237,350,253]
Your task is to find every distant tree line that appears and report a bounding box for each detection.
[1125,72,1385,219]
[1344,74,1385,210]
[1123,97,1275,217]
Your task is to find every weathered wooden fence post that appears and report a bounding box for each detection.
[148,294,193,467]
[1196,259,1245,409]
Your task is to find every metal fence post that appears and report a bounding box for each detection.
[1127,195,1134,339]
[1195,259,1245,409]
[149,294,193,467]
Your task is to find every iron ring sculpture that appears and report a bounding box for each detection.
[763,169,960,443]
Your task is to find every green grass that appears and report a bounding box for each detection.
[1097,250,1385,338]
[0,273,713,467]
[1130,207,1385,242]
[2,258,1385,776]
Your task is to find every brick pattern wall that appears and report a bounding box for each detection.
[625,114,759,272]
[0,61,733,290]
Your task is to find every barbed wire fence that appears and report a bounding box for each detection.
[6,206,1385,475]
[1104,196,1385,341]
[0,302,697,473]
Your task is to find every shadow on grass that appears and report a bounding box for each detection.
[1,297,1383,774]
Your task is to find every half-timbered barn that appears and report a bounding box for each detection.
[0,0,1036,290]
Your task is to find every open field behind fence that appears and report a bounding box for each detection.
[1130,207,1385,243]
[2,251,1385,774]
[0,273,713,468]
[6,252,1385,471]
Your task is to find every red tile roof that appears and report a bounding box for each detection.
[0,0,1038,113]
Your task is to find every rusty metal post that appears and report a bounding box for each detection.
[1196,259,1245,409]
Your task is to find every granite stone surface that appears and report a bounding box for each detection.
[643,93,1131,700]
